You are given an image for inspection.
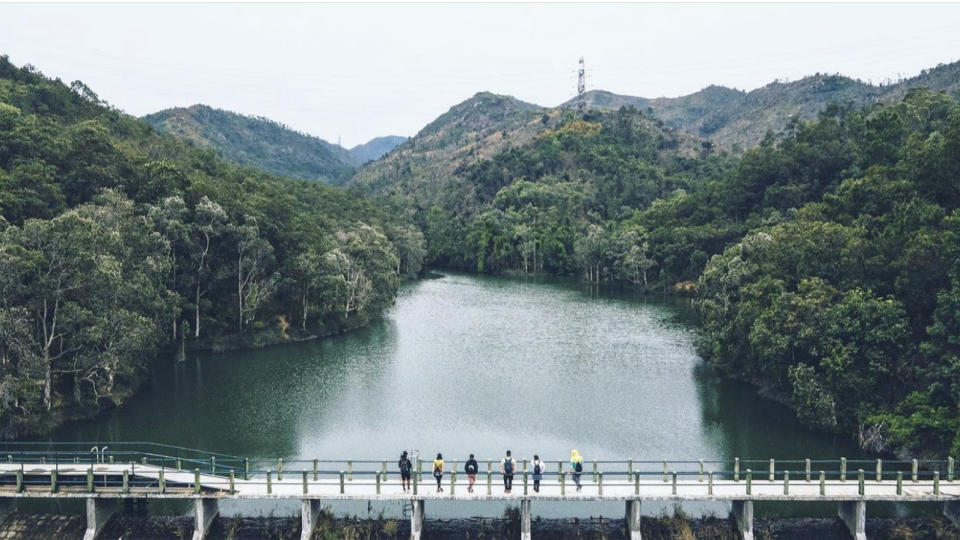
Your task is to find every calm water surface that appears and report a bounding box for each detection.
[44,273,885,518]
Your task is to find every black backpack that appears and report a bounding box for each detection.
[466,461,477,474]
[533,463,541,475]
[574,461,583,473]
[504,458,514,474]
[400,459,411,473]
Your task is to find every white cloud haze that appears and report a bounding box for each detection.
[1,2,959,146]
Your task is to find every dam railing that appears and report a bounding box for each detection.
[0,443,957,540]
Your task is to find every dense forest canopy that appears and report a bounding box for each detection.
[0,56,423,438]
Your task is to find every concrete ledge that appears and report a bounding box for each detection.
[625,499,641,540]
[838,500,866,540]
[301,499,322,540]
[83,498,117,540]
[731,500,753,540]
[192,498,218,540]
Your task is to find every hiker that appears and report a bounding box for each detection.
[433,453,445,492]
[465,453,479,493]
[532,454,544,493]
[500,450,516,493]
[570,449,584,492]
[398,451,413,493]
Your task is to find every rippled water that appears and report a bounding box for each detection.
[45,272,880,518]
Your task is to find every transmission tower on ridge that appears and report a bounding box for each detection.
[577,57,586,111]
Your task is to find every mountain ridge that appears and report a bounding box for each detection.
[142,104,406,184]
[560,60,960,148]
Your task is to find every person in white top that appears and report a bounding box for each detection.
[531,454,544,493]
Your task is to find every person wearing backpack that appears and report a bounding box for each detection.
[433,453,445,492]
[500,450,516,493]
[465,454,479,493]
[398,451,413,493]
[570,449,584,492]
[531,454,544,493]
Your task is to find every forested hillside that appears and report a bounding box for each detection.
[0,56,424,438]
[348,92,550,202]
[571,60,960,150]
[143,105,357,183]
[353,79,960,455]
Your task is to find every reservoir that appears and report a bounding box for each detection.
[42,273,874,518]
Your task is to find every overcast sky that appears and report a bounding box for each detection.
[2,3,959,147]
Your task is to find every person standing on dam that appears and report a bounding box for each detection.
[531,454,544,493]
[465,453,479,493]
[398,451,413,493]
[500,450,517,493]
[570,449,584,492]
[433,453,445,492]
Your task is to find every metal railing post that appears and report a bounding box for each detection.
[51,470,58,493]
[635,471,640,496]
[698,460,704,483]
[598,471,603,496]
[949,457,955,482]
[592,460,598,483]
[934,471,940,495]
[88,468,94,493]
[876,459,882,482]
[267,471,272,494]
[229,471,235,495]
[211,456,216,475]
[783,470,789,495]
[708,471,714,495]
[560,471,566,496]
[451,470,456,495]
[160,468,166,493]
[16,468,22,493]
[244,458,249,480]
[671,471,677,495]
[769,459,775,482]
[523,471,528,495]
[746,469,752,495]
[376,471,381,495]
[278,458,284,481]
[194,468,200,494]
[912,459,918,482]
[662,460,668,482]
[382,460,388,482]
[734,457,740,482]
[897,471,903,495]
[313,458,318,481]
[858,469,864,496]
[805,459,811,482]
[486,470,492,495]
[303,471,309,495]
[347,460,352,482]
[841,457,847,482]
[339,470,345,494]
[820,471,826,496]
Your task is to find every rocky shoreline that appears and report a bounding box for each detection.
[1,513,957,539]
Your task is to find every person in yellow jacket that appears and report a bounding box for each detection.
[570,449,584,492]
[433,453,445,492]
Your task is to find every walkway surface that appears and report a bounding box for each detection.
[2,462,958,502]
